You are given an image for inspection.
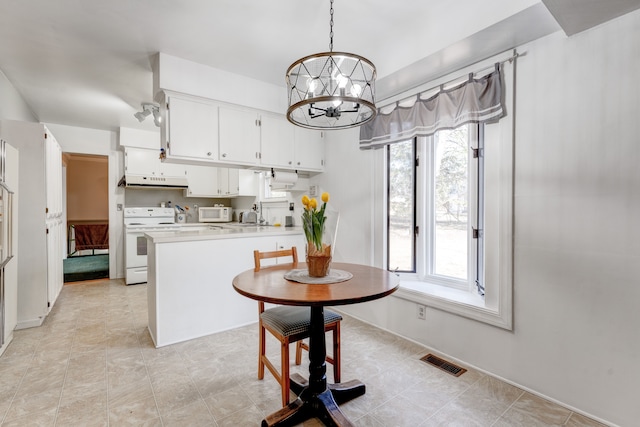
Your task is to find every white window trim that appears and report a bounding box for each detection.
[375,53,515,331]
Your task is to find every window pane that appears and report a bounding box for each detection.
[388,140,415,272]
[433,128,468,280]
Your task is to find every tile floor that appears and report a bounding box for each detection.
[0,279,605,426]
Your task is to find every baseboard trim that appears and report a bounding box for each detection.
[16,317,45,330]
[332,308,617,427]
[0,331,15,356]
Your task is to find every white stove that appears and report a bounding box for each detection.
[124,207,178,285]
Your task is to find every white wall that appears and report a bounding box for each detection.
[154,53,287,114]
[324,9,640,426]
[45,123,125,280]
[0,69,37,122]
[313,128,376,266]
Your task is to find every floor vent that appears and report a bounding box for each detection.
[420,354,467,377]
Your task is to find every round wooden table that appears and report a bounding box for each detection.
[233,262,399,427]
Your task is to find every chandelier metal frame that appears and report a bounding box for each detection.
[286,0,377,130]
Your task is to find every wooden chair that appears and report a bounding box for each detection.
[254,247,342,406]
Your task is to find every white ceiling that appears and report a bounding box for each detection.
[0,0,637,132]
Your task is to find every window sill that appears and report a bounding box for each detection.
[394,280,512,330]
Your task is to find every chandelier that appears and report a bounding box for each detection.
[286,0,377,130]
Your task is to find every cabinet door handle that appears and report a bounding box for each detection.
[297,162,301,165]
[288,161,292,165]
[222,153,227,158]
[207,152,212,156]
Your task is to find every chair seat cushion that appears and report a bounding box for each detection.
[260,307,342,337]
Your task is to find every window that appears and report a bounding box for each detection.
[388,124,483,294]
[375,57,514,330]
[387,139,416,272]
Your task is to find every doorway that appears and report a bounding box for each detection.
[62,153,109,283]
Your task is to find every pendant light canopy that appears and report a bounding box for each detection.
[286,0,377,130]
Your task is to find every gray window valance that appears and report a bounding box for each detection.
[359,64,505,150]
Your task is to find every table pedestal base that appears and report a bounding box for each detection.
[262,374,365,427]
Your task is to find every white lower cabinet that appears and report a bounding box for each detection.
[147,232,306,347]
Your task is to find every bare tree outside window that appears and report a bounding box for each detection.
[388,140,414,272]
[433,128,469,280]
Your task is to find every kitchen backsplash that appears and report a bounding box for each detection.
[124,189,232,223]
[125,187,313,226]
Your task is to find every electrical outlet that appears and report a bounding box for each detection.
[417,304,426,320]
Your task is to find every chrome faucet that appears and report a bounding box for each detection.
[259,202,266,224]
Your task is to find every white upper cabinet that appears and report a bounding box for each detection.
[159,91,324,172]
[293,127,324,171]
[162,92,219,163]
[184,167,242,198]
[218,106,261,165]
[184,166,218,198]
[260,113,295,168]
[260,114,324,172]
[218,167,239,196]
[125,147,186,178]
[238,169,259,196]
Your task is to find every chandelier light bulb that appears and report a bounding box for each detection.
[307,78,318,95]
[336,74,348,88]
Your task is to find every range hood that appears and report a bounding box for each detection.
[118,174,189,189]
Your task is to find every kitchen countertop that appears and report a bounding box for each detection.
[144,223,303,244]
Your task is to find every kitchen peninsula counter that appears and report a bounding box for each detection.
[145,224,305,347]
[144,224,304,244]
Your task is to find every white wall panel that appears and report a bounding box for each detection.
[326,8,640,426]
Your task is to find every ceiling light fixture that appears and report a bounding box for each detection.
[286,0,377,130]
[134,102,162,127]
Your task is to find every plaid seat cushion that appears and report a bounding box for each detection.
[260,306,342,337]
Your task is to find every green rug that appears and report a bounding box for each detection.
[63,254,109,282]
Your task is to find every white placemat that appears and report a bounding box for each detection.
[284,269,353,284]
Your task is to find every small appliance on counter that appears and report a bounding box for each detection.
[285,216,294,227]
[199,206,232,223]
[240,211,258,224]
[175,205,187,223]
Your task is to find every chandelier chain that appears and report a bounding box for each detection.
[329,0,334,52]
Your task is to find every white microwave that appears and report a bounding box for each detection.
[199,206,232,223]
